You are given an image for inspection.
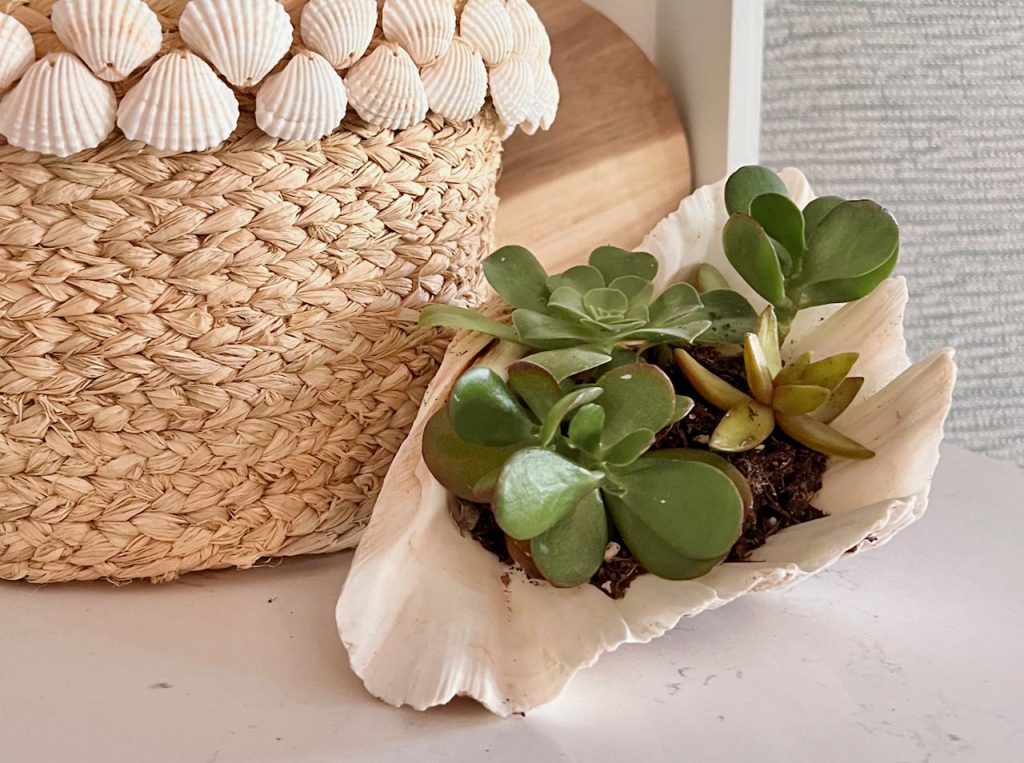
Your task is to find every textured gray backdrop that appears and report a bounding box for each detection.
[760,0,1024,463]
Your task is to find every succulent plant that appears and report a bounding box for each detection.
[675,306,874,459]
[423,354,747,587]
[722,165,900,336]
[421,245,758,376]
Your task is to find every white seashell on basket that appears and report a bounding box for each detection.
[336,168,958,716]
[382,0,456,66]
[488,52,535,129]
[345,42,429,130]
[179,0,292,87]
[117,49,240,152]
[256,49,347,141]
[420,37,487,122]
[300,0,377,70]
[506,0,549,60]
[0,12,35,92]
[0,52,116,157]
[520,57,558,135]
[459,0,514,66]
[50,0,162,82]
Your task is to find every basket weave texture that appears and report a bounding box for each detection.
[0,18,503,581]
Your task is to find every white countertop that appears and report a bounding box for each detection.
[2,445,1021,762]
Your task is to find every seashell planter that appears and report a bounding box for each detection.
[0,0,557,583]
[336,169,957,716]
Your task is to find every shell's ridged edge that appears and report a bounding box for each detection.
[50,0,163,82]
[256,51,348,141]
[0,12,36,92]
[336,170,958,717]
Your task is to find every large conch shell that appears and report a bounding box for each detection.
[337,169,958,716]
[50,0,163,82]
[0,12,35,92]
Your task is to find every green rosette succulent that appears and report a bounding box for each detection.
[423,355,747,587]
[722,165,900,336]
[675,307,874,459]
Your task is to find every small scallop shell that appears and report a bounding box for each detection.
[117,49,239,152]
[50,0,162,83]
[256,49,347,141]
[520,58,558,135]
[459,0,514,66]
[179,0,292,87]
[382,0,456,66]
[0,53,116,157]
[345,42,429,130]
[300,0,377,70]
[0,13,35,92]
[420,37,486,122]
[506,0,549,60]
[488,53,536,130]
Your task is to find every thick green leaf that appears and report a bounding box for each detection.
[419,304,519,343]
[513,309,602,349]
[531,491,608,587]
[674,349,753,411]
[609,275,655,308]
[750,193,806,270]
[589,246,659,283]
[548,265,605,294]
[811,376,865,423]
[625,321,712,346]
[671,395,695,424]
[603,428,656,466]
[483,246,550,311]
[755,306,782,377]
[516,347,613,382]
[725,165,789,215]
[800,352,859,390]
[540,387,604,446]
[597,363,677,448]
[583,288,629,320]
[507,361,562,419]
[568,403,605,453]
[803,200,899,285]
[696,289,758,344]
[648,282,702,325]
[422,409,521,501]
[646,449,754,519]
[802,195,845,232]
[798,246,898,307]
[696,264,731,293]
[710,401,775,452]
[495,449,603,540]
[722,214,787,306]
[773,384,831,416]
[547,286,588,320]
[771,237,794,276]
[743,334,775,406]
[450,367,537,446]
[773,351,812,386]
[608,457,743,572]
[776,414,875,459]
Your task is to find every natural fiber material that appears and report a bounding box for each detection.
[0,82,502,581]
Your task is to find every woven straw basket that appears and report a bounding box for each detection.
[0,0,517,582]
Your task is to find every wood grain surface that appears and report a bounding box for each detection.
[496,0,692,269]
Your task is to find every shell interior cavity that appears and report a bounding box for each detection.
[117,49,240,152]
[51,0,163,82]
[345,42,429,130]
[420,37,487,122]
[300,0,378,70]
[0,12,36,92]
[382,0,457,66]
[459,0,515,66]
[256,49,347,141]
[0,52,116,157]
[179,0,293,87]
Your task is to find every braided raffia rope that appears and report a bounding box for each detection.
[0,91,502,582]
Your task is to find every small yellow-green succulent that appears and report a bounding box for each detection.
[674,306,874,460]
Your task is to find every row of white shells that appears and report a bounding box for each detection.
[0,0,557,157]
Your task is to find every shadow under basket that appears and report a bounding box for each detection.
[0,106,503,583]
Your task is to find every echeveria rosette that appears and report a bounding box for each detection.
[675,306,875,459]
[722,166,900,336]
[422,358,747,587]
[420,245,758,373]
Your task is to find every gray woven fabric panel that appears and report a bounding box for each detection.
[760,0,1024,464]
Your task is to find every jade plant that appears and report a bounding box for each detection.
[722,165,899,336]
[675,306,874,459]
[423,354,746,586]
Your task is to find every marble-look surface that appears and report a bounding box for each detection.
[1,445,1020,762]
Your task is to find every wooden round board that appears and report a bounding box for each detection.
[497,0,692,271]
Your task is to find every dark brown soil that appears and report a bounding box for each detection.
[450,345,828,600]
